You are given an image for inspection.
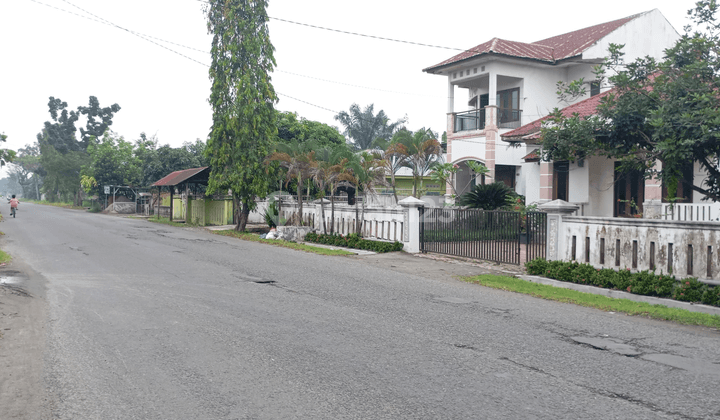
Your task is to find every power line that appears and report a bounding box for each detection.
[193,0,466,52]
[27,0,446,100]
[268,16,465,51]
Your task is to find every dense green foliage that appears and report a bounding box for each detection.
[305,232,404,253]
[204,0,278,231]
[526,258,720,307]
[458,182,515,210]
[276,111,345,146]
[542,1,720,201]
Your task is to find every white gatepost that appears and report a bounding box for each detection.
[399,196,425,253]
[538,199,579,261]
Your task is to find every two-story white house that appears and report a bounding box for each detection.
[423,9,679,216]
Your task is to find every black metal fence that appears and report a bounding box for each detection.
[420,208,546,265]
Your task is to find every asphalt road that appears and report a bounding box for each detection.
[3,203,720,420]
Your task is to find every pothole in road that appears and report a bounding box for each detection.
[434,297,474,304]
[0,270,23,285]
[570,336,642,357]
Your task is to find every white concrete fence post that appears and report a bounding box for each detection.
[399,196,425,253]
[538,199,580,261]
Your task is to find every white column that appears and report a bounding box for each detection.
[447,79,455,114]
[399,197,425,253]
[488,71,497,106]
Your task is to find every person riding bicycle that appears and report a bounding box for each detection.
[9,195,19,217]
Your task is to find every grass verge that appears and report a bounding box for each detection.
[464,274,720,329]
[0,249,11,264]
[24,199,85,210]
[212,230,353,256]
[147,216,194,228]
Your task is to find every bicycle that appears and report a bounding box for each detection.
[10,207,16,218]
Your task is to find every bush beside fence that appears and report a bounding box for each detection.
[526,258,720,307]
[305,233,403,253]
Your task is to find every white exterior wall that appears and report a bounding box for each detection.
[568,160,589,206]
[451,137,486,162]
[586,157,616,217]
[524,162,541,204]
[583,9,679,63]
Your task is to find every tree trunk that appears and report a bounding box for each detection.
[330,186,335,235]
[319,183,327,234]
[233,195,241,231]
[237,200,251,232]
[297,176,304,226]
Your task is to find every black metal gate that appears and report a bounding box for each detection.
[419,208,546,265]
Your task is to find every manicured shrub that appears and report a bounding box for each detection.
[304,232,403,253]
[673,278,707,302]
[701,286,720,306]
[524,258,719,307]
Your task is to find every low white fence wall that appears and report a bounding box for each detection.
[553,215,720,282]
[279,201,408,243]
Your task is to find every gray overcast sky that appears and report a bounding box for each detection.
[0,0,700,156]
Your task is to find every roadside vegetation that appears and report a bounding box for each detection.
[464,274,720,329]
[212,230,353,256]
[23,199,86,210]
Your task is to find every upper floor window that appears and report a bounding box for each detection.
[496,88,520,123]
[590,81,601,96]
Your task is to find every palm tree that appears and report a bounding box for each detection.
[372,137,406,204]
[348,150,387,233]
[266,141,317,226]
[391,128,443,198]
[311,143,353,234]
[334,103,407,150]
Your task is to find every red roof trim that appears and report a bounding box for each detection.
[424,12,646,73]
[501,89,612,142]
[152,167,210,187]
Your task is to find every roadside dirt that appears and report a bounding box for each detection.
[349,251,526,282]
[0,266,49,420]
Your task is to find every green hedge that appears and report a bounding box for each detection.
[305,232,404,253]
[526,258,720,307]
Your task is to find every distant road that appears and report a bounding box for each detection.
[3,203,720,419]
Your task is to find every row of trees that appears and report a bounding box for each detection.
[202,0,442,231]
[266,125,443,234]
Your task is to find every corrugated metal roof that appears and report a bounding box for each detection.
[502,89,612,141]
[152,167,210,187]
[424,12,645,72]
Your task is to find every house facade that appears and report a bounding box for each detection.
[423,9,679,216]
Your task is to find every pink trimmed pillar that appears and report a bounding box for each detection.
[643,161,663,219]
[540,161,553,202]
[446,113,454,197]
[484,105,498,184]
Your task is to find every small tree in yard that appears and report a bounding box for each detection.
[204,0,277,231]
[543,1,720,202]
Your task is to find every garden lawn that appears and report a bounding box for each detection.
[464,274,720,329]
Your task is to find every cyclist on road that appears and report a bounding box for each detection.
[9,195,19,218]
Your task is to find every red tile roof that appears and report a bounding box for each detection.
[424,12,646,72]
[522,150,540,162]
[502,90,612,141]
[152,167,210,187]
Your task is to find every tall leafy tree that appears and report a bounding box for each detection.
[0,132,16,167]
[83,132,141,197]
[204,0,277,231]
[276,111,345,146]
[542,1,720,202]
[335,103,406,150]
